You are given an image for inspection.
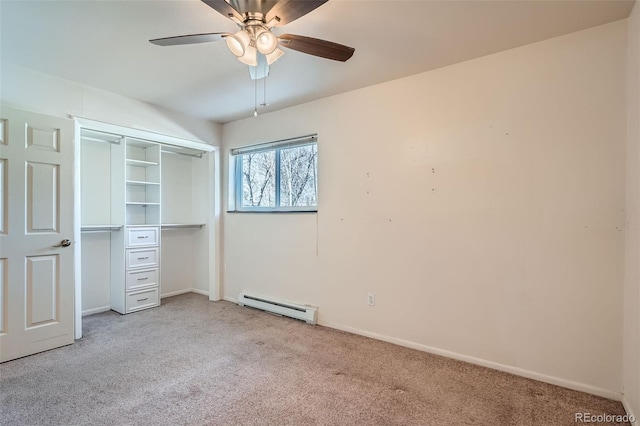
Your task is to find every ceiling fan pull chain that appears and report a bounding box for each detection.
[262,75,268,108]
[254,77,258,117]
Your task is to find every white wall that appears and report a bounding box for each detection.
[1,61,222,313]
[222,21,628,397]
[624,1,640,420]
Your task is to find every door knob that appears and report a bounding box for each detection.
[53,239,72,248]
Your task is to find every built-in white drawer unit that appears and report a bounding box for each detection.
[126,227,159,248]
[126,247,159,270]
[126,268,158,291]
[126,288,159,313]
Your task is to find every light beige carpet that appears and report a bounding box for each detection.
[0,293,629,425]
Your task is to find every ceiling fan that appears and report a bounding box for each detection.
[150,0,355,79]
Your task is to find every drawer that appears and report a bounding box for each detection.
[126,227,159,248]
[126,247,159,270]
[126,268,158,291]
[126,288,159,313]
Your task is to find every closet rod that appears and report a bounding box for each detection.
[161,149,204,159]
[81,225,123,233]
[161,224,205,230]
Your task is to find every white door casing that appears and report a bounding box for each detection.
[0,106,75,362]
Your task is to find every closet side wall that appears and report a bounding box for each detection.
[80,139,113,314]
[161,152,212,297]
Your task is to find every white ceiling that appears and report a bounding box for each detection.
[1,0,635,123]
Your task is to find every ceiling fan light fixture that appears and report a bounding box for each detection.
[265,47,284,65]
[256,30,278,55]
[226,30,250,57]
[237,43,258,66]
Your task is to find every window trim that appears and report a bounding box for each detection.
[228,135,318,213]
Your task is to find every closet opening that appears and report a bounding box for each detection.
[74,119,219,339]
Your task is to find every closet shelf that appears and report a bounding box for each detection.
[81,224,123,232]
[126,180,160,186]
[126,159,159,167]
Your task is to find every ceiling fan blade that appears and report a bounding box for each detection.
[227,0,279,15]
[278,34,355,62]
[150,33,228,46]
[266,0,328,26]
[201,0,242,21]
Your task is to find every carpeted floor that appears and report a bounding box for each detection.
[0,293,630,425]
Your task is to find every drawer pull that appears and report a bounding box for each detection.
[137,277,149,281]
[137,236,149,239]
[137,297,149,302]
[137,256,149,260]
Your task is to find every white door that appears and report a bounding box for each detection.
[0,106,75,362]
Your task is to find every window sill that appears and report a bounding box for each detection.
[226,210,317,214]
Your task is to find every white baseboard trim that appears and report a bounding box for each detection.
[161,288,193,299]
[622,397,638,425]
[82,305,110,316]
[322,321,623,401]
[223,296,238,303]
[161,289,210,299]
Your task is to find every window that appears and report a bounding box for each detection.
[230,135,318,212]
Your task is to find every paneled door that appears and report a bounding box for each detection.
[0,106,75,362]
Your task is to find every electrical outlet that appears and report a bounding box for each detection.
[368,293,375,306]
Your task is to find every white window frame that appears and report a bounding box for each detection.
[228,134,318,213]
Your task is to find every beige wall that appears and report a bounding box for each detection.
[624,1,640,420]
[222,21,628,396]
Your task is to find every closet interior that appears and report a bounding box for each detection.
[77,121,216,316]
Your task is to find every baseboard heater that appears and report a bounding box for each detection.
[237,292,318,325]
